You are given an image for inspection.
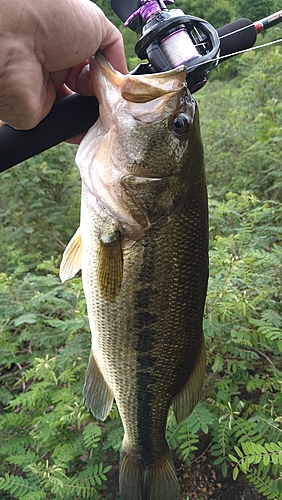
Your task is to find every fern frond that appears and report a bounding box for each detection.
[63,463,112,499]
[246,469,282,500]
[82,422,102,458]
[230,441,282,499]
[52,444,76,465]
[20,493,46,500]
[0,473,42,498]
[166,403,214,464]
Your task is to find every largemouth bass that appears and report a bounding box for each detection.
[60,53,208,500]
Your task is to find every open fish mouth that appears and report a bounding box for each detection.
[89,52,189,127]
[90,52,188,100]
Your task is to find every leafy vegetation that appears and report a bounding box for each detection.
[0,1,282,499]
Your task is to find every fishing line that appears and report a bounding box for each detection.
[218,23,254,40]
[218,36,282,60]
[190,36,282,73]
[218,20,280,40]
[192,18,282,54]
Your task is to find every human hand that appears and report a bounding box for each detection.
[0,0,127,130]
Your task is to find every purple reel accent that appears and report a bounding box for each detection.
[124,0,174,27]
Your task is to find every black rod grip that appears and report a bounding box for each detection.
[217,18,257,62]
[0,94,99,172]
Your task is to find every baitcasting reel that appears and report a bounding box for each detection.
[111,0,220,93]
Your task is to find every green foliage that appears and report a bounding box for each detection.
[170,190,282,492]
[197,44,282,201]
[230,431,282,499]
[0,143,80,274]
[175,0,233,28]
[167,403,215,463]
[94,0,234,29]
[92,0,120,24]
[0,266,120,498]
[235,0,279,21]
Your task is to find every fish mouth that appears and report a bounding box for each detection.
[90,52,187,108]
[89,53,189,134]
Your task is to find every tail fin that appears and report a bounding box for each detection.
[119,446,181,500]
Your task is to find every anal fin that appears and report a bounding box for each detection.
[83,350,114,421]
[172,334,206,423]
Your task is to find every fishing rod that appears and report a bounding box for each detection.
[0,1,281,172]
[120,2,282,92]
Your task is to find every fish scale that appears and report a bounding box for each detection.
[60,53,208,500]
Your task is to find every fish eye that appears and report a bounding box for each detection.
[171,113,190,136]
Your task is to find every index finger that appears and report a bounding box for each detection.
[99,32,128,75]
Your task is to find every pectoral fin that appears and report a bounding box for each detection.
[172,334,206,423]
[59,227,82,283]
[98,231,123,301]
[83,350,114,421]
